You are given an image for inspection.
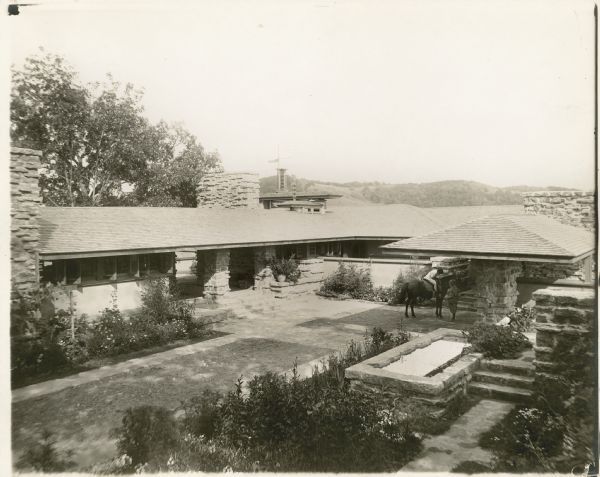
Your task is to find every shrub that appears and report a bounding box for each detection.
[180,389,223,439]
[388,265,426,304]
[114,406,180,466]
[113,327,420,473]
[268,257,300,283]
[507,306,535,332]
[10,286,89,381]
[462,322,532,359]
[320,262,374,299]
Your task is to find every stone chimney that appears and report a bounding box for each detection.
[11,147,42,298]
[197,172,260,209]
[522,191,595,231]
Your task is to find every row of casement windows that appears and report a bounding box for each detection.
[41,253,175,286]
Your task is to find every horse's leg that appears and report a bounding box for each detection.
[405,300,409,318]
[411,300,416,318]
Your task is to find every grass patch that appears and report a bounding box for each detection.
[12,330,229,389]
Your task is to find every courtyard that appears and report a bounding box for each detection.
[12,293,479,470]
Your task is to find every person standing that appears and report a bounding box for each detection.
[446,279,460,321]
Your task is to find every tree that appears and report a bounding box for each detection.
[11,49,221,206]
[127,122,222,207]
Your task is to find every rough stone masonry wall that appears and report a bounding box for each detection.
[270,258,325,298]
[521,261,587,283]
[532,287,594,386]
[197,172,260,209]
[11,147,42,299]
[470,260,522,321]
[523,191,595,231]
[253,246,277,291]
[203,250,230,298]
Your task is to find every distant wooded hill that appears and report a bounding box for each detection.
[259,176,573,208]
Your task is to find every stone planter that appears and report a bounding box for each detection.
[345,328,481,416]
[277,274,286,283]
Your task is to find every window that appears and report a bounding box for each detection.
[41,253,175,286]
[117,255,135,279]
[80,258,97,284]
[100,257,116,281]
[65,260,80,285]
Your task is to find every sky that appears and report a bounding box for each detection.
[3,0,597,189]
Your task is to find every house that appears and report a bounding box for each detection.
[10,147,595,320]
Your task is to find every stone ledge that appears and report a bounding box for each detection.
[10,146,43,156]
[535,322,591,335]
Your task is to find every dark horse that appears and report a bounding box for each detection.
[397,276,450,318]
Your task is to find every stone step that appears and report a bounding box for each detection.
[468,382,533,403]
[472,370,534,389]
[479,358,535,377]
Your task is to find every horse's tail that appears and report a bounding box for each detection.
[398,282,409,304]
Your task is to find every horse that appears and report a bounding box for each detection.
[397,276,450,318]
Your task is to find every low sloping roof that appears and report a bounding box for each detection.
[259,192,342,200]
[39,204,523,258]
[381,214,594,262]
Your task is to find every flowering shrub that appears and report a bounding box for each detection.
[319,263,374,299]
[111,328,420,473]
[462,322,532,359]
[507,306,535,332]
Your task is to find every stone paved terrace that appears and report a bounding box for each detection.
[11,293,479,470]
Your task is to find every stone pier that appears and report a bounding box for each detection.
[470,260,522,321]
[253,246,277,290]
[202,250,231,299]
[11,147,42,300]
[532,287,594,377]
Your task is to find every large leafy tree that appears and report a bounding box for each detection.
[11,50,221,206]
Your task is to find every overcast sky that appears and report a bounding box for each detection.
[5,0,596,189]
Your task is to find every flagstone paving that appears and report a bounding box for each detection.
[401,399,514,472]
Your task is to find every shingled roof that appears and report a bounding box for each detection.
[381,214,594,262]
[38,204,523,258]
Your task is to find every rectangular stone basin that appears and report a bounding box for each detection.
[346,328,481,408]
[381,339,468,377]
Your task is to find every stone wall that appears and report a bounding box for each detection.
[532,287,594,384]
[470,260,522,321]
[270,258,325,298]
[197,172,259,209]
[11,147,42,299]
[522,191,595,231]
[253,246,277,291]
[521,260,589,284]
[202,250,230,298]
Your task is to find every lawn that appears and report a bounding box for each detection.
[12,337,332,470]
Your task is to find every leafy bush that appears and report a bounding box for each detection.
[320,262,374,299]
[268,257,300,283]
[462,322,532,359]
[114,406,180,466]
[10,286,90,382]
[507,306,535,332]
[389,266,426,305]
[111,327,420,473]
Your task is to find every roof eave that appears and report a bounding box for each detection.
[39,235,408,260]
[380,247,594,263]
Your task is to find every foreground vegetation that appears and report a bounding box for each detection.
[11,278,213,387]
[477,331,595,473]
